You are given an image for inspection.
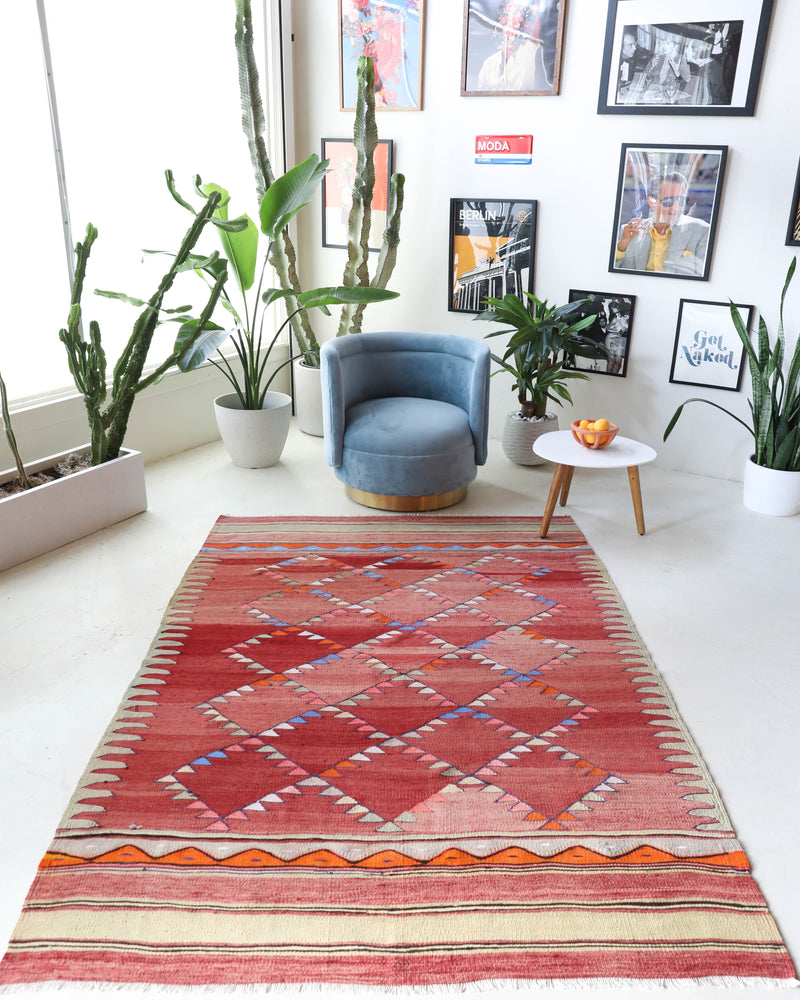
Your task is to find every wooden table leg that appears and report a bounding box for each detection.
[540,464,571,537]
[627,465,646,534]
[559,466,575,506]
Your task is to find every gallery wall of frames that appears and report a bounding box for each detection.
[291,0,797,481]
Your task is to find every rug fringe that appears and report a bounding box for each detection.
[1,978,798,995]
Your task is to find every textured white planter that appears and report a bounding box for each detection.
[743,456,800,516]
[502,412,559,466]
[214,392,292,468]
[0,447,147,573]
[293,360,323,437]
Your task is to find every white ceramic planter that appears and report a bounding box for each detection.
[0,447,147,573]
[214,391,292,468]
[293,360,323,437]
[502,412,559,466]
[743,456,800,516]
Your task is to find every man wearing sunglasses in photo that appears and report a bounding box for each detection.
[614,171,709,276]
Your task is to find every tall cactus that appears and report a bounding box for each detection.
[60,192,228,466]
[235,0,319,362]
[234,4,404,352]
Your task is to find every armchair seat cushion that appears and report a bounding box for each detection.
[339,397,476,498]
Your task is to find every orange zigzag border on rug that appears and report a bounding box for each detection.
[40,845,750,872]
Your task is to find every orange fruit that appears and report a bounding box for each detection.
[584,433,596,444]
[594,418,610,431]
[579,419,590,429]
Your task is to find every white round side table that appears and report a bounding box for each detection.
[532,430,657,537]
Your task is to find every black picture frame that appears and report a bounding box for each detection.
[669,298,753,391]
[321,138,394,251]
[448,198,536,313]
[565,290,636,378]
[597,1,774,116]
[460,0,567,97]
[609,143,728,282]
[786,159,800,248]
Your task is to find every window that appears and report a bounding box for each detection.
[2,0,283,405]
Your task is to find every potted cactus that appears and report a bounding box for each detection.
[0,190,226,572]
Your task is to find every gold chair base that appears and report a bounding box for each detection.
[345,485,469,512]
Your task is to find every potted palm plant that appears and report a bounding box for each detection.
[167,155,397,468]
[664,258,800,515]
[475,291,610,465]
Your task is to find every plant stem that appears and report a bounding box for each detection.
[0,371,33,490]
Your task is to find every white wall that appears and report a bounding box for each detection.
[288,0,799,482]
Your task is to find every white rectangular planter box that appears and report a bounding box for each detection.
[0,447,147,573]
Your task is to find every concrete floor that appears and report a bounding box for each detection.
[1,424,798,999]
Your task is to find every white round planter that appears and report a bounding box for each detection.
[502,412,559,466]
[214,392,292,468]
[742,456,800,516]
[294,360,324,437]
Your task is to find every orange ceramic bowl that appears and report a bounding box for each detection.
[571,420,619,449]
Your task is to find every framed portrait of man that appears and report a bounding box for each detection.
[449,198,536,313]
[609,143,728,281]
[597,0,774,115]
[460,0,567,97]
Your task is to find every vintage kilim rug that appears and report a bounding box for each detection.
[0,516,795,991]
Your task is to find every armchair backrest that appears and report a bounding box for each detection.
[321,332,490,468]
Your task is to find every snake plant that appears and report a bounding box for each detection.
[665,258,800,471]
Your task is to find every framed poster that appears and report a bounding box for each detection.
[598,0,774,115]
[669,298,752,390]
[449,198,536,313]
[609,143,727,281]
[339,0,425,110]
[321,138,393,250]
[786,159,800,247]
[461,0,566,96]
[565,290,636,377]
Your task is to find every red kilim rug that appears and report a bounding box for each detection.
[0,516,795,990]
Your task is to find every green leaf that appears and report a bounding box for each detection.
[260,153,329,240]
[298,285,399,310]
[174,319,230,372]
[261,287,296,308]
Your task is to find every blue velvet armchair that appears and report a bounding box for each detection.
[320,331,490,510]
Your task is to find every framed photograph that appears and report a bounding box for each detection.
[598,1,774,115]
[321,138,394,251]
[669,298,753,390]
[565,290,636,377]
[786,159,800,247]
[449,199,536,313]
[339,0,425,110]
[609,143,728,281]
[461,0,566,97]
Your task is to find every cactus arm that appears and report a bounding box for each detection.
[0,370,33,490]
[349,172,405,334]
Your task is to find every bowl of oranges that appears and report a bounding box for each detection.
[571,418,618,449]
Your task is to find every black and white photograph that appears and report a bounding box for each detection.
[566,291,636,377]
[460,0,566,97]
[609,143,727,281]
[669,298,752,390]
[598,1,774,115]
[449,198,536,313]
[786,158,800,248]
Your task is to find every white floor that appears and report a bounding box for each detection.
[1,424,798,999]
